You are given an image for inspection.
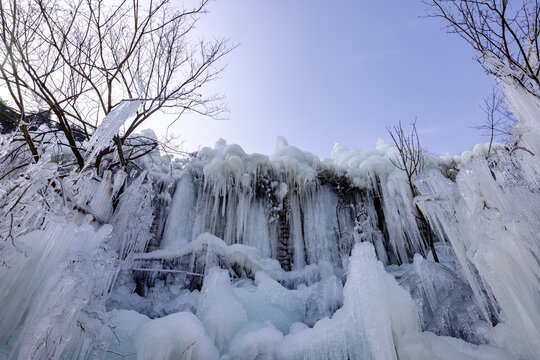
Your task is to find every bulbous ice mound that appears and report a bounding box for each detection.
[118,242,510,359]
[135,312,219,360]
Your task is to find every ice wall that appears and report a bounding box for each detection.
[0,136,164,360]
[416,155,540,359]
[412,66,540,358]
[0,220,115,359]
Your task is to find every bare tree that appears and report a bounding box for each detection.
[388,120,439,263]
[474,85,516,154]
[426,1,540,98]
[0,0,232,170]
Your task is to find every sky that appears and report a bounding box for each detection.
[148,0,495,158]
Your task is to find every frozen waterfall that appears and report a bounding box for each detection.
[1,82,540,359]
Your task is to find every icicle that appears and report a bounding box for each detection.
[83,99,142,170]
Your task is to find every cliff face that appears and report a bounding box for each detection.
[157,138,429,269]
[107,138,493,348]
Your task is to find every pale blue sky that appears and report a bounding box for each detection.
[153,1,494,157]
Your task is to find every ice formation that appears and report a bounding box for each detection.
[1,76,540,360]
[83,99,143,170]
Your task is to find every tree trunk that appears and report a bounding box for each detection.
[20,124,39,163]
[416,205,439,263]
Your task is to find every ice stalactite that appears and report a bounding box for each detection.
[411,61,540,358]
[416,156,540,359]
[111,171,155,260]
[83,99,142,170]
[0,219,116,360]
[158,137,430,276]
